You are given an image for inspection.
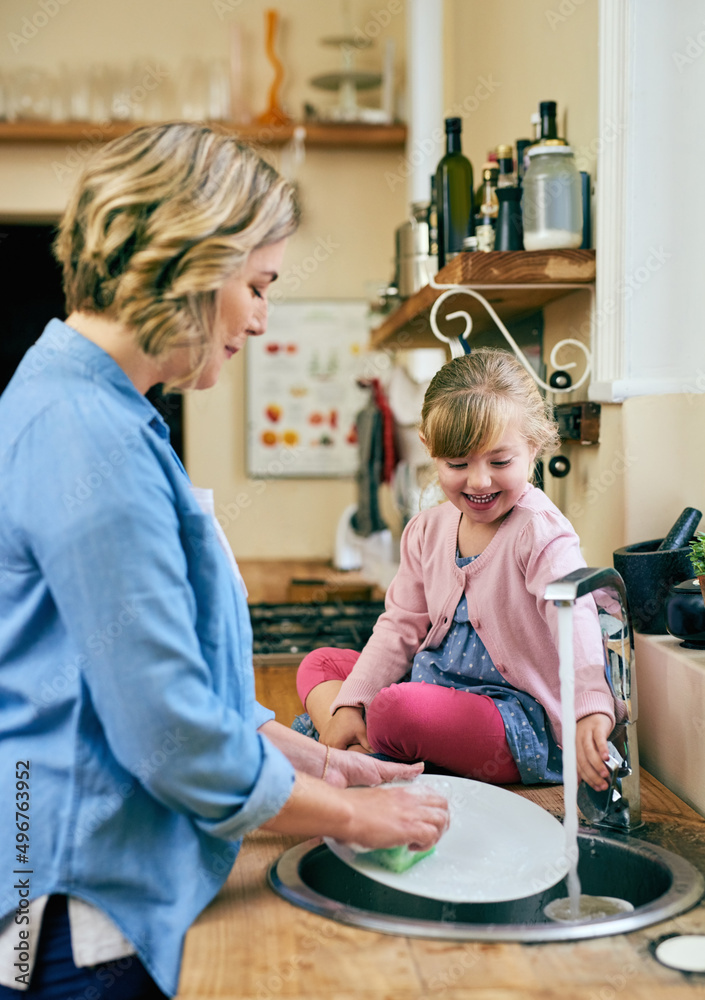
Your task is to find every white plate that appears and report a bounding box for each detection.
[325,774,571,903]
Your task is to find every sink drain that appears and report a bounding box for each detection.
[544,895,634,923]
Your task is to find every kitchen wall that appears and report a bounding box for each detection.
[0,0,409,559]
[7,0,686,567]
[543,0,705,566]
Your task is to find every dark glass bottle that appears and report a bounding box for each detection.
[539,100,560,140]
[428,174,438,257]
[515,139,532,184]
[474,150,497,209]
[496,144,516,187]
[474,164,498,252]
[435,117,474,269]
[524,101,567,172]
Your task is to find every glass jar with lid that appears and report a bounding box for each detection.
[521,143,582,251]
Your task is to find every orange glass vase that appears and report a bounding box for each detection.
[256,9,291,127]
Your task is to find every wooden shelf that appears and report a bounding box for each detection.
[370,248,596,351]
[0,119,407,148]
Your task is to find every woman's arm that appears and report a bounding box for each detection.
[259,719,424,786]
[261,770,449,851]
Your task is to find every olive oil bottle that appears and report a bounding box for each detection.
[435,117,474,269]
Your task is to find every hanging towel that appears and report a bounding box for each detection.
[351,393,387,537]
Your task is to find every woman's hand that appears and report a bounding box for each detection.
[338,785,450,851]
[262,770,449,850]
[318,706,372,751]
[576,713,613,790]
[324,748,423,788]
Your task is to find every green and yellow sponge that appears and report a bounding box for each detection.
[363,845,436,873]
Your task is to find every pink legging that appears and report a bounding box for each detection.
[296,647,521,784]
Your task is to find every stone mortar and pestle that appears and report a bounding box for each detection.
[613,507,702,635]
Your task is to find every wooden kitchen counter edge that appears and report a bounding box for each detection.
[177,769,705,999]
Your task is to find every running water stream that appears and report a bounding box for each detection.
[546,598,635,925]
[556,601,582,919]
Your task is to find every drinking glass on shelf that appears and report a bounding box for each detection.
[88,63,114,122]
[0,71,8,121]
[11,67,53,121]
[137,59,175,122]
[63,65,91,122]
[177,57,210,121]
[207,59,231,121]
[109,65,133,121]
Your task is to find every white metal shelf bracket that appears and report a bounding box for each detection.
[427,272,594,396]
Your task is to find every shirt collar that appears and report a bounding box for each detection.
[38,318,171,439]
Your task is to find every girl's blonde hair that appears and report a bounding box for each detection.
[420,348,560,459]
[54,121,300,385]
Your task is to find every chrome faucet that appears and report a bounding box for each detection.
[544,567,642,831]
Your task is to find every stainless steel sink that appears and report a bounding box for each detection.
[269,829,704,942]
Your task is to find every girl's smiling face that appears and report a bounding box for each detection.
[432,423,538,526]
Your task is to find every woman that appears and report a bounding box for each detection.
[0,122,448,999]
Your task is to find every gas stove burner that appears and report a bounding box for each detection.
[250,600,385,660]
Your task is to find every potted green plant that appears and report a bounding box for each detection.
[689,531,705,603]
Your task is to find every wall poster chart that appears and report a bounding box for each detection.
[246,300,377,478]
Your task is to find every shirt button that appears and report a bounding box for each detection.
[474,620,481,629]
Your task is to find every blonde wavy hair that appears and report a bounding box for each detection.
[420,348,560,461]
[54,121,300,385]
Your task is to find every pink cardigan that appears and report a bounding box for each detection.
[331,485,615,745]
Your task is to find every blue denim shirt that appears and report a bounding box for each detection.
[0,320,295,996]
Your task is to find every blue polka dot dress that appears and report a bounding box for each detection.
[410,552,563,784]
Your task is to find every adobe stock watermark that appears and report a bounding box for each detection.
[61,431,142,511]
[8,0,71,54]
[521,118,626,214]
[270,236,341,298]
[73,727,189,839]
[254,920,339,999]
[612,244,672,297]
[565,449,638,522]
[195,842,239,890]
[683,368,705,398]
[545,0,589,31]
[51,63,170,184]
[30,600,142,708]
[20,321,74,381]
[673,20,705,73]
[564,118,627,174]
[564,245,672,346]
[585,965,638,1000]
[212,0,247,19]
[385,76,501,192]
[340,0,403,52]
[428,945,480,993]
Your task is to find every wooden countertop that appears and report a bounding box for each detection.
[178,768,705,998]
[238,559,386,605]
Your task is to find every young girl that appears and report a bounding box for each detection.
[296,348,615,793]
